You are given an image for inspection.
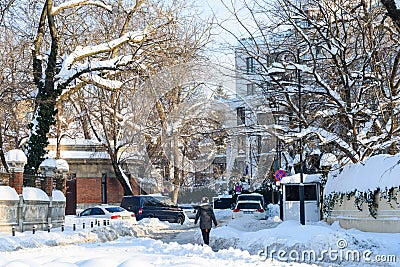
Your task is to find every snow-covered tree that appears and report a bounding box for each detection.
[142,62,227,204]
[0,2,34,171]
[24,0,211,194]
[223,0,400,168]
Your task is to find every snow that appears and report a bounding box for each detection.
[0,210,399,266]
[280,173,321,184]
[52,190,66,202]
[57,30,147,86]
[320,153,337,167]
[39,158,57,169]
[51,0,113,16]
[324,153,400,195]
[0,186,19,200]
[119,166,133,193]
[56,159,69,173]
[5,149,27,164]
[22,187,50,201]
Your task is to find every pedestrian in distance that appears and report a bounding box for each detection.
[194,197,218,246]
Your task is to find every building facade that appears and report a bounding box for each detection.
[46,138,143,214]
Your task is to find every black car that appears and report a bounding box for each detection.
[120,195,185,224]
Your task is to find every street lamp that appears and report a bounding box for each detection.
[271,48,305,225]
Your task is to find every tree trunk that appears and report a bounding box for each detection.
[111,159,133,196]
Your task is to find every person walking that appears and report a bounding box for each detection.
[194,197,218,246]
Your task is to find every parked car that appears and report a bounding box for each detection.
[236,193,266,208]
[121,195,185,224]
[178,204,198,219]
[232,200,265,220]
[78,205,137,223]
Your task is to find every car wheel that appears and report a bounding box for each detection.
[148,215,154,218]
[176,216,184,225]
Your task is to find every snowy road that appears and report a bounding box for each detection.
[0,210,399,266]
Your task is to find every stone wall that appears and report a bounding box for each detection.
[0,189,66,233]
[325,188,400,233]
[0,200,18,232]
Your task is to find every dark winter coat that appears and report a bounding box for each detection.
[194,203,218,229]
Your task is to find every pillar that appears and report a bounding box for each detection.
[5,149,27,195]
[12,171,24,195]
[39,158,57,197]
[45,177,53,196]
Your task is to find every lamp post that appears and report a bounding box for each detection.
[272,48,305,225]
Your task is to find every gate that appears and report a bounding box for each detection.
[65,177,76,215]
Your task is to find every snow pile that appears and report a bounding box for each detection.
[0,221,139,252]
[22,187,50,201]
[210,219,400,266]
[324,153,400,195]
[5,149,27,164]
[0,213,399,266]
[0,186,19,200]
[52,190,66,201]
[136,218,170,229]
[267,204,280,218]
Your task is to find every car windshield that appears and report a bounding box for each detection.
[153,196,174,205]
[105,207,125,213]
[238,196,262,202]
[236,202,261,209]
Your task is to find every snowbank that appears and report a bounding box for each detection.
[325,153,400,195]
[0,212,399,266]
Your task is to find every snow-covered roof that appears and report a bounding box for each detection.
[5,149,27,164]
[280,173,322,184]
[48,138,102,146]
[324,153,400,195]
[48,151,110,160]
[0,186,20,200]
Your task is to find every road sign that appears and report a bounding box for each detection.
[274,169,287,182]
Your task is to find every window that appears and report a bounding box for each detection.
[105,207,125,213]
[246,57,255,74]
[80,209,92,216]
[285,184,318,201]
[101,173,107,204]
[237,107,245,125]
[91,208,105,215]
[238,135,246,153]
[304,184,317,201]
[144,197,164,207]
[246,83,255,95]
[285,185,299,201]
[236,202,262,209]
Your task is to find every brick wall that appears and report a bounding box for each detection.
[76,176,141,205]
[76,177,102,203]
[107,177,124,203]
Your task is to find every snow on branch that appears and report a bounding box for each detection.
[52,0,112,16]
[57,53,144,85]
[62,30,146,70]
[307,126,359,162]
[80,73,123,90]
